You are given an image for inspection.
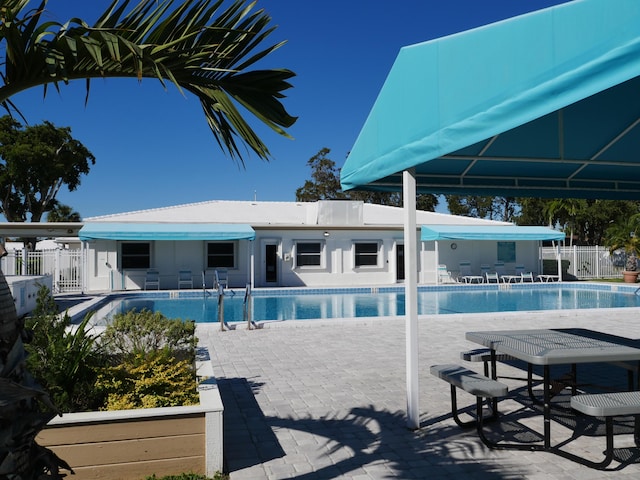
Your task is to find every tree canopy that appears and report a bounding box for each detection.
[0,116,94,222]
[297,148,438,211]
[47,202,81,222]
[445,193,640,246]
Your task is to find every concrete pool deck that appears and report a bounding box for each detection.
[199,307,640,479]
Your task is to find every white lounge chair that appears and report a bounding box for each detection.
[459,261,483,283]
[178,269,193,289]
[437,264,457,284]
[481,264,499,283]
[495,261,510,283]
[516,264,534,282]
[145,269,160,290]
[501,267,522,283]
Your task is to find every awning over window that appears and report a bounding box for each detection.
[421,225,564,242]
[79,223,256,241]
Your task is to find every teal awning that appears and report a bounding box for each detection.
[341,0,640,200]
[421,225,565,242]
[79,223,256,241]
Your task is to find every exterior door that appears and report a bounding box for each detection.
[265,243,278,284]
[396,244,405,282]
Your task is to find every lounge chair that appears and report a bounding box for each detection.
[494,261,509,283]
[481,264,499,283]
[516,264,534,282]
[145,269,160,290]
[501,265,533,283]
[459,261,483,283]
[178,269,193,289]
[437,264,457,284]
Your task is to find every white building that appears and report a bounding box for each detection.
[78,200,560,292]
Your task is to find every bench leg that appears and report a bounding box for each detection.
[448,385,499,428]
[555,416,615,469]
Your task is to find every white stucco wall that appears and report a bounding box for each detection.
[80,230,543,292]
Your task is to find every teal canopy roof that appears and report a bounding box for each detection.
[421,225,565,241]
[341,0,640,200]
[79,223,256,241]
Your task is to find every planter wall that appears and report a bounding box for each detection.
[37,359,222,479]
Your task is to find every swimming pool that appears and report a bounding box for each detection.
[95,283,640,324]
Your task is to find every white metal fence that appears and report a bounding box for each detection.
[540,245,624,279]
[0,248,85,293]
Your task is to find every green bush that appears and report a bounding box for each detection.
[97,308,199,410]
[100,308,197,364]
[25,286,104,412]
[26,291,200,413]
[96,352,199,410]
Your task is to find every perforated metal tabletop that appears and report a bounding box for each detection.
[466,328,640,366]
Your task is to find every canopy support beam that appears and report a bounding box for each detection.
[403,169,420,430]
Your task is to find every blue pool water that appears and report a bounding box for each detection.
[100,284,640,323]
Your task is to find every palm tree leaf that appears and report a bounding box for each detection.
[0,0,296,162]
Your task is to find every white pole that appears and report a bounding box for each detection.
[403,169,420,429]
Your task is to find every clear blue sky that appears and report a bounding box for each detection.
[11,0,570,219]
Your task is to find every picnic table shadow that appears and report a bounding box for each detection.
[218,377,529,479]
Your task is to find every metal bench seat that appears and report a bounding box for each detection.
[569,391,640,468]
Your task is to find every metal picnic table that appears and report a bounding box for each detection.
[465,328,640,451]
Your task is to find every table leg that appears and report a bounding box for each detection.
[490,349,498,414]
[544,365,551,450]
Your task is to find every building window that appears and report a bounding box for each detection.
[295,242,322,267]
[121,242,150,269]
[354,242,379,267]
[207,242,235,268]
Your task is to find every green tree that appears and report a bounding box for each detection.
[603,213,640,271]
[0,1,296,477]
[296,148,438,210]
[46,202,81,222]
[0,116,94,222]
[517,198,640,245]
[445,194,516,221]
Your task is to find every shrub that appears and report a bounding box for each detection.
[100,308,197,364]
[96,353,199,410]
[25,286,104,412]
[97,309,199,410]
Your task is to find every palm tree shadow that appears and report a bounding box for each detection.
[218,377,529,479]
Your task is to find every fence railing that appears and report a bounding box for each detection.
[540,245,623,279]
[0,248,85,293]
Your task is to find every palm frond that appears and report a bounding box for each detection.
[0,0,296,163]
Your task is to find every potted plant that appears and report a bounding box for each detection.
[604,213,640,283]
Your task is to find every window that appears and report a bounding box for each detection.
[121,242,150,269]
[295,242,322,267]
[497,241,516,263]
[354,242,379,267]
[207,242,235,268]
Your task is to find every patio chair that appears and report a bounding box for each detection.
[482,264,499,283]
[437,264,457,284]
[145,269,160,290]
[178,269,193,289]
[494,261,508,282]
[459,261,483,283]
[516,264,534,282]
